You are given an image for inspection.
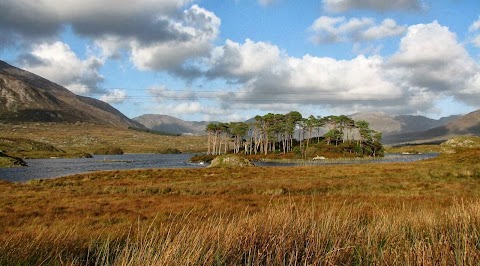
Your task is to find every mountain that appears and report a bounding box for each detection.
[349,112,460,136]
[133,114,210,135]
[384,109,480,144]
[0,60,143,128]
[395,114,460,133]
[349,112,402,135]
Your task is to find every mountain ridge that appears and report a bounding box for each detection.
[133,114,211,136]
[0,60,143,128]
[384,109,480,144]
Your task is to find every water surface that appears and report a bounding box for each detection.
[0,153,203,182]
[0,153,437,183]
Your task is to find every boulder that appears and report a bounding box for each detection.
[208,155,255,168]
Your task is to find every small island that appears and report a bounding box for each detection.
[194,112,383,164]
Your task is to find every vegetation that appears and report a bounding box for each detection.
[0,151,27,167]
[156,148,182,154]
[208,155,254,168]
[0,122,206,157]
[1,146,480,264]
[93,146,124,155]
[206,112,383,158]
[128,126,180,136]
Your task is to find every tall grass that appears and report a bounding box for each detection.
[2,199,480,265]
[1,148,480,264]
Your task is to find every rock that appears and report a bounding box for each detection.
[207,155,255,168]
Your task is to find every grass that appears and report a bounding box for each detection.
[1,147,480,264]
[0,122,206,158]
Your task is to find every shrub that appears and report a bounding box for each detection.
[93,147,124,155]
[156,148,182,154]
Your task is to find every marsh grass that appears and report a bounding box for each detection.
[1,148,480,264]
[2,200,480,265]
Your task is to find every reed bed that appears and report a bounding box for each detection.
[2,199,480,265]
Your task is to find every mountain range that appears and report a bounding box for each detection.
[1,60,479,145]
[0,60,142,128]
[134,111,478,145]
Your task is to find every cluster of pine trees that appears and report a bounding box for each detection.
[206,111,383,158]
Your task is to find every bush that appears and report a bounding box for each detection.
[93,147,124,155]
[156,148,182,154]
[190,154,217,163]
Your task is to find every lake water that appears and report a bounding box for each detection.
[0,153,438,183]
[0,153,204,183]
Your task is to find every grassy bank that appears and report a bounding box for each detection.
[1,148,480,264]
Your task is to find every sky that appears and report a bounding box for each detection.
[1,0,480,122]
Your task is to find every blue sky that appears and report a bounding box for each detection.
[1,0,480,121]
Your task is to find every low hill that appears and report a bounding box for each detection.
[133,114,210,135]
[0,60,143,128]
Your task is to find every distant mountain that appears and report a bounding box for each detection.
[133,114,211,135]
[349,112,402,135]
[395,114,460,133]
[0,60,143,128]
[384,109,480,144]
[348,112,460,136]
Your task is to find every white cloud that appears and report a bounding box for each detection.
[128,5,220,71]
[473,35,480,48]
[469,17,480,48]
[100,89,127,104]
[208,39,283,80]
[208,21,480,115]
[309,16,405,44]
[469,17,480,32]
[389,21,478,93]
[361,19,407,40]
[322,0,424,12]
[1,1,220,74]
[20,41,104,95]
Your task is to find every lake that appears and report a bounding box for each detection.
[0,153,438,182]
[0,153,204,182]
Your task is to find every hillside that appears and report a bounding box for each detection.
[134,114,210,135]
[0,60,142,128]
[349,112,459,136]
[0,122,206,155]
[384,109,480,144]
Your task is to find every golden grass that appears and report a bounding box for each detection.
[1,148,480,264]
[0,122,207,157]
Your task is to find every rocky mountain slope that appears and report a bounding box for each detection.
[133,114,210,135]
[0,60,143,128]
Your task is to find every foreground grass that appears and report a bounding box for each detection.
[1,148,480,264]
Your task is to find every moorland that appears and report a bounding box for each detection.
[0,122,206,160]
[1,131,480,264]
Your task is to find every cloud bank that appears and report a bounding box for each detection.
[1,0,478,120]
